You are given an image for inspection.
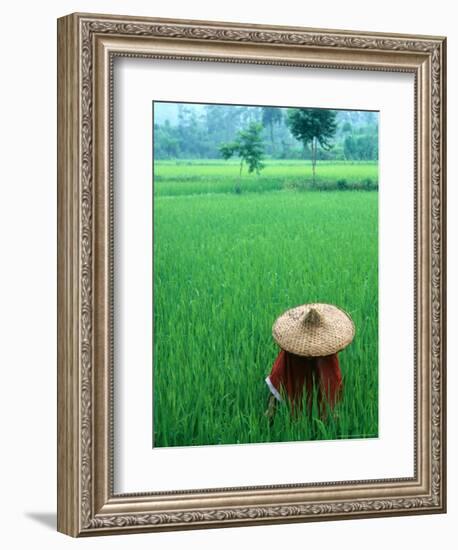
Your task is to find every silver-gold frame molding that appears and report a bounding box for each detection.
[57,12,446,537]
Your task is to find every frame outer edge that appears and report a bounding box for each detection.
[439,37,446,512]
[56,11,447,536]
[68,11,447,41]
[57,14,82,537]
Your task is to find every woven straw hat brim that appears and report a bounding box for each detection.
[272,303,355,357]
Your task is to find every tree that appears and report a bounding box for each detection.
[219,122,265,194]
[343,135,356,160]
[153,120,180,159]
[286,108,337,187]
[342,121,353,134]
[344,133,378,161]
[261,107,283,153]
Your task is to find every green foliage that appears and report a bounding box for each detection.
[286,108,338,186]
[153,190,378,447]
[219,141,239,161]
[286,108,338,151]
[337,178,348,190]
[153,121,180,158]
[344,133,378,161]
[261,106,283,128]
[220,122,265,174]
[261,106,283,151]
[363,177,374,190]
[219,122,265,193]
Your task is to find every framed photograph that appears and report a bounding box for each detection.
[57,12,446,536]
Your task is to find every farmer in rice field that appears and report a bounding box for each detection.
[265,303,355,419]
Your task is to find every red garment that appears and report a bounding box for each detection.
[266,349,342,413]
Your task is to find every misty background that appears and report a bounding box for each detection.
[153,102,379,161]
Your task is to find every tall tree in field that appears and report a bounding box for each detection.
[261,107,283,153]
[219,122,265,194]
[287,108,337,187]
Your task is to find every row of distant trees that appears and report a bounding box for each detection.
[219,109,337,190]
[153,103,378,162]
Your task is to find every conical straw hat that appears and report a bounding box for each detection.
[272,303,355,357]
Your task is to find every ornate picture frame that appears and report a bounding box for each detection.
[57,12,446,536]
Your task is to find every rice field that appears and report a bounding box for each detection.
[153,160,378,447]
[154,159,378,196]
